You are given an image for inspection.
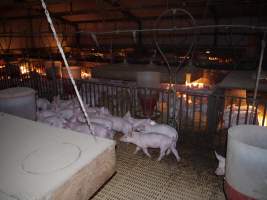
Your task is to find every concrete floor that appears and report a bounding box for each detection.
[91,134,226,200]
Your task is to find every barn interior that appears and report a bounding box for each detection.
[0,0,267,200]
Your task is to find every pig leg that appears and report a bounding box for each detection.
[171,146,181,162]
[142,148,151,158]
[134,146,141,154]
[157,146,168,161]
[166,149,171,155]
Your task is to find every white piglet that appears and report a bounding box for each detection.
[68,122,114,139]
[36,98,51,111]
[98,114,133,136]
[120,132,180,162]
[214,151,226,176]
[135,123,179,155]
[89,117,113,131]
[123,111,156,128]
[136,123,178,141]
[37,110,57,121]
[58,108,75,120]
[71,109,113,130]
[108,116,133,136]
[41,115,67,129]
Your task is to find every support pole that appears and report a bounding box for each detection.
[250,32,266,123]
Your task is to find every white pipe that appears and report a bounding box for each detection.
[40,0,96,138]
[0,24,266,37]
[78,24,267,35]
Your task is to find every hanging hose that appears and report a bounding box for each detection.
[154,8,196,82]
[153,8,196,126]
[40,0,96,139]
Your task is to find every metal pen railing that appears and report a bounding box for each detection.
[0,76,266,147]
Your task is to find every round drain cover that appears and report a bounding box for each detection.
[22,143,81,174]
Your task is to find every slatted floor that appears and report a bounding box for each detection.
[91,137,226,200]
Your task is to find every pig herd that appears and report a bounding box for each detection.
[37,96,224,175]
[36,96,180,162]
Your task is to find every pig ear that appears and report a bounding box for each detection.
[126,111,131,117]
[124,111,130,118]
[215,151,225,162]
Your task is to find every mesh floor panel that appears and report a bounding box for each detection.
[91,139,226,200]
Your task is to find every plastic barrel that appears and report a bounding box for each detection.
[136,71,160,89]
[225,125,267,200]
[0,87,36,120]
[136,71,160,117]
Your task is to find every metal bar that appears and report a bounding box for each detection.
[228,97,234,128]
[108,85,111,110]
[245,101,250,124]
[116,86,119,116]
[104,84,107,109]
[97,83,100,106]
[236,97,242,125]
[178,92,183,132]
[192,95,196,129]
[218,96,224,130]
[89,83,93,107]
[160,91,163,123]
[77,24,267,35]
[166,89,170,124]
[185,94,189,128]
[1,24,262,37]
[85,82,88,104]
[253,103,259,124]
[112,86,115,115]
[100,84,104,107]
[149,88,152,118]
[262,103,267,126]
[93,83,96,106]
[132,87,136,116]
[250,32,266,122]
[199,96,203,129]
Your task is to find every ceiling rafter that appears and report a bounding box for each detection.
[102,0,141,24]
[101,0,142,45]
[0,2,78,29]
[30,6,78,29]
